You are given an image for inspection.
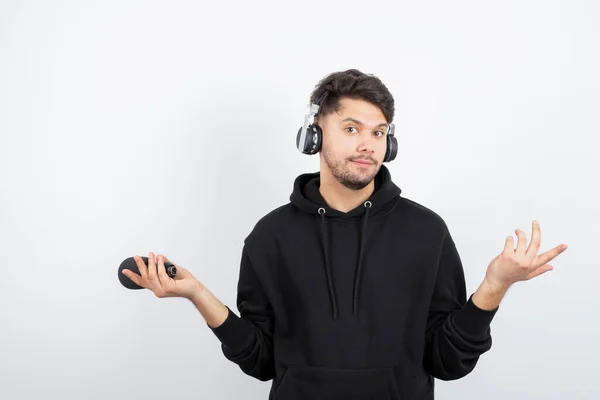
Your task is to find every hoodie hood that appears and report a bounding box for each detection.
[289,165,402,319]
[290,164,401,218]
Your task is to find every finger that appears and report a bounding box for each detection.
[526,220,541,257]
[504,236,515,253]
[525,264,553,280]
[122,269,145,288]
[156,254,169,284]
[515,229,528,255]
[134,255,148,278]
[535,244,568,267]
[147,252,158,282]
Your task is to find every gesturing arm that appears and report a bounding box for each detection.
[204,245,275,381]
[423,232,498,380]
[424,220,568,380]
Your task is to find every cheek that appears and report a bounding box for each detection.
[375,140,388,157]
[323,136,350,156]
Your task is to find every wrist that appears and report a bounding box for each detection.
[472,278,511,311]
[483,276,512,294]
[186,281,229,329]
[185,280,206,303]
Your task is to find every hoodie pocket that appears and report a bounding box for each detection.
[273,365,401,400]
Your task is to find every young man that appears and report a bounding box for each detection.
[122,69,568,399]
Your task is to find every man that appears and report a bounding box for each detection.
[122,69,568,399]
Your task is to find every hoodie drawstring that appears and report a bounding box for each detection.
[317,201,372,320]
[353,200,371,316]
[318,207,338,319]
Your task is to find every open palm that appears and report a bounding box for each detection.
[485,220,568,288]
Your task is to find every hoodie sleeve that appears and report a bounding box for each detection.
[209,245,275,381]
[423,230,498,381]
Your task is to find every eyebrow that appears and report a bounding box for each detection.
[340,117,388,129]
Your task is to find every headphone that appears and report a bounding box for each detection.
[296,91,398,162]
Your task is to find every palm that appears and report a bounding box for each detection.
[486,220,567,287]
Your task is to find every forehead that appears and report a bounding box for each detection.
[330,98,387,123]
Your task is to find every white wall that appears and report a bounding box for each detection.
[1,1,598,399]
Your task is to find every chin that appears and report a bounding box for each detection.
[338,170,377,190]
[338,180,367,190]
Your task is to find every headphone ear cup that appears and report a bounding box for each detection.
[311,124,323,154]
[296,124,322,155]
[384,135,398,162]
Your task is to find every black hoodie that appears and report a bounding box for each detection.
[210,165,498,399]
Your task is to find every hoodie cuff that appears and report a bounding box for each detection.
[208,306,252,355]
[453,294,498,338]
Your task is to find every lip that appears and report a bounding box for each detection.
[351,159,374,165]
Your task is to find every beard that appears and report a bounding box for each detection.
[322,147,380,190]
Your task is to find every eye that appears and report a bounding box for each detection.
[374,131,384,137]
[345,126,358,134]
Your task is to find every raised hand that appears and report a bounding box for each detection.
[121,252,204,300]
[484,220,568,290]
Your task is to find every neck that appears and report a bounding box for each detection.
[318,168,375,213]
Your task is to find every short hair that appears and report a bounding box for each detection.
[310,69,395,123]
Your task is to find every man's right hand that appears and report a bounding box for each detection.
[121,252,204,300]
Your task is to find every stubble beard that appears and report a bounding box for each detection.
[322,147,379,190]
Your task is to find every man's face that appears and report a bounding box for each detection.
[318,97,390,190]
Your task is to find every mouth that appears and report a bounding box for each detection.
[350,159,375,166]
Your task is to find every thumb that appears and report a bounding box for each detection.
[174,265,193,279]
[161,255,195,280]
[525,264,554,281]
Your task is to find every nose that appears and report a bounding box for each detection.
[357,134,374,153]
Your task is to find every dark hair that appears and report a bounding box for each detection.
[310,69,395,123]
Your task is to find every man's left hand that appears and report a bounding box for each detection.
[484,220,568,291]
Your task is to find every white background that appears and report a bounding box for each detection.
[1,1,598,399]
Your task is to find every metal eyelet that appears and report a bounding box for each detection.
[318,207,326,215]
[364,201,372,208]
